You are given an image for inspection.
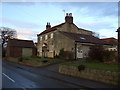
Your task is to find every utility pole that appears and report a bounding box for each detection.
[117,27,120,63]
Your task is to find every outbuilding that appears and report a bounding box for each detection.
[6,39,37,57]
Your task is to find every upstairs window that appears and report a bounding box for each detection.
[38,37,40,42]
[40,36,42,41]
[45,35,48,40]
[51,33,53,38]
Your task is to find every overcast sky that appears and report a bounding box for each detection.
[1,2,118,42]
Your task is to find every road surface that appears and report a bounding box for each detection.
[2,60,117,89]
[2,60,83,89]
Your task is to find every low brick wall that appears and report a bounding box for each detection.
[59,65,120,86]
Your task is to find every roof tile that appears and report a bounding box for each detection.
[37,23,65,36]
[8,39,35,48]
[60,31,111,45]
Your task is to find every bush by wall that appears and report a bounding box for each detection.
[88,44,117,62]
[88,44,105,62]
[58,48,74,60]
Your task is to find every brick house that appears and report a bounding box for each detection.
[6,39,37,57]
[37,13,111,59]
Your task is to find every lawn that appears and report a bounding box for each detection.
[6,57,62,67]
[62,61,120,72]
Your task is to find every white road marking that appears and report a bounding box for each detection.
[2,73,15,83]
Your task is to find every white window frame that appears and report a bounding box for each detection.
[45,35,48,40]
[51,33,53,38]
[40,36,42,41]
[38,37,40,42]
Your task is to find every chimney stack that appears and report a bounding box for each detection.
[65,13,73,24]
[46,22,51,30]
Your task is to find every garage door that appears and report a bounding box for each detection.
[77,50,83,58]
[77,46,83,58]
[22,48,32,57]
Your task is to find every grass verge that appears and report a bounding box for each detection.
[62,61,120,72]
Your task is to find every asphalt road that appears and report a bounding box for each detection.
[2,60,83,89]
[2,60,117,89]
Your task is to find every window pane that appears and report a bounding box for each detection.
[40,37,42,41]
[45,35,48,40]
[51,33,53,38]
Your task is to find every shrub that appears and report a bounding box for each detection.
[42,60,48,63]
[18,57,29,62]
[64,51,74,60]
[78,65,85,71]
[88,44,117,62]
[18,57,23,62]
[58,48,74,60]
[54,55,60,58]
[88,44,106,62]
[103,50,117,62]
[59,48,65,59]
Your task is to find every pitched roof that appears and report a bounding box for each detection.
[37,23,65,36]
[8,39,35,48]
[101,37,117,45]
[101,37,117,41]
[60,31,111,45]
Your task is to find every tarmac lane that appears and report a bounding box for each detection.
[2,60,117,89]
[2,64,40,88]
[2,60,83,89]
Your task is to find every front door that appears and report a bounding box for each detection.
[42,46,48,57]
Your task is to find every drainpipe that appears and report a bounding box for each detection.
[117,27,120,63]
[75,41,77,60]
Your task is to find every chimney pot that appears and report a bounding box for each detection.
[46,22,51,29]
[65,13,73,24]
[66,13,69,16]
[69,13,72,16]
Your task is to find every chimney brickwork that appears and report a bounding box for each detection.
[65,13,73,24]
[46,22,51,30]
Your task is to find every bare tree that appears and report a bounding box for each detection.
[0,27,17,48]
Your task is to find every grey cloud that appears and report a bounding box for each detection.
[3,2,35,6]
[1,17,40,29]
[49,2,117,17]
